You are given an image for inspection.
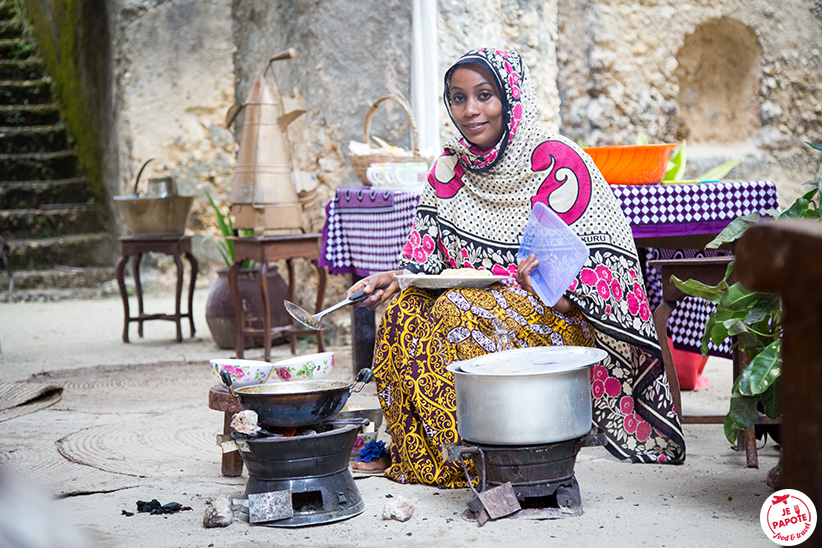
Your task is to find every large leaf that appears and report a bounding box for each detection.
[696,157,743,182]
[663,140,686,181]
[737,360,754,396]
[746,294,780,324]
[206,191,235,267]
[670,275,727,302]
[748,339,782,395]
[718,283,761,311]
[760,379,781,420]
[706,212,761,249]
[724,392,760,443]
[778,197,811,219]
[722,317,749,337]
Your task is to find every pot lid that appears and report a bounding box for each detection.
[456,346,607,376]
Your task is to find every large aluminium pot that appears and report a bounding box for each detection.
[447,346,607,445]
[221,368,372,428]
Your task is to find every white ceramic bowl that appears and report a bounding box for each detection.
[272,351,335,382]
[210,358,275,389]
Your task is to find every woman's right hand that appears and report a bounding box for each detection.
[347,270,403,311]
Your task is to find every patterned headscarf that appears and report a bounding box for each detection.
[399,48,685,463]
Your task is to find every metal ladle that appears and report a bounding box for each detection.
[284,288,366,330]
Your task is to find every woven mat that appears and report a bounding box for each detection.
[0,382,63,422]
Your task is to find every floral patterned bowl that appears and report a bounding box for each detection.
[210,358,275,389]
[271,351,335,382]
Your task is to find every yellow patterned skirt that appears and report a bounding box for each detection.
[372,283,594,488]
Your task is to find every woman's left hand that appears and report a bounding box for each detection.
[516,253,539,294]
[516,253,575,313]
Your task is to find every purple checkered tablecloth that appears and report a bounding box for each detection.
[320,187,422,277]
[321,181,779,276]
[610,180,779,239]
[320,181,779,358]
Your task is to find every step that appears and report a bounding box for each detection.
[0,38,36,60]
[0,2,15,20]
[0,204,104,238]
[0,57,46,80]
[6,232,117,270]
[0,177,91,208]
[0,78,52,105]
[0,122,68,153]
[0,103,60,126]
[0,150,79,181]
[0,20,23,40]
[0,265,116,291]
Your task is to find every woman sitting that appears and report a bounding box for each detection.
[351,48,685,486]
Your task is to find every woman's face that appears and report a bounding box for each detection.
[448,64,504,151]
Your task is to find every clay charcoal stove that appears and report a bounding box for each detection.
[445,430,605,525]
[232,420,365,527]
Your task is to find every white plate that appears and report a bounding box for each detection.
[397,273,511,289]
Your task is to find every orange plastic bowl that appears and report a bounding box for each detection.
[583,144,678,185]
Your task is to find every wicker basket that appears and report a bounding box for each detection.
[349,93,432,186]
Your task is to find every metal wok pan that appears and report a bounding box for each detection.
[220,368,373,428]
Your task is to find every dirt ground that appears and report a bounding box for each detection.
[0,291,779,547]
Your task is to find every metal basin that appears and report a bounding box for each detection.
[114,194,194,237]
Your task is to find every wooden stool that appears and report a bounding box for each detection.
[228,235,327,361]
[115,235,198,343]
[650,256,777,468]
[208,385,243,477]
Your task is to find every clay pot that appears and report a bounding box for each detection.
[205,266,291,349]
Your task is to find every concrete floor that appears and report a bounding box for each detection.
[0,290,779,547]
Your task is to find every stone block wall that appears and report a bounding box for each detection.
[21,0,822,328]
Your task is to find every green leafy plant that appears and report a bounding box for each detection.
[205,191,253,269]
[671,142,822,443]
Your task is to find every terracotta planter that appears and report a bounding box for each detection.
[205,266,291,349]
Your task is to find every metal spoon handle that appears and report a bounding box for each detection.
[315,288,366,320]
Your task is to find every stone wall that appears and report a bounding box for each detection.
[557,0,822,205]
[108,0,237,267]
[22,0,822,342]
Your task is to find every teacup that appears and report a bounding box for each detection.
[366,162,428,189]
[366,163,394,187]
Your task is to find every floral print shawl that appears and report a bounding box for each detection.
[398,48,685,463]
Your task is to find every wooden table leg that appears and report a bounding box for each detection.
[185,251,198,337]
[116,254,130,343]
[173,251,184,343]
[228,261,245,358]
[132,254,144,338]
[314,262,327,352]
[286,258,297,355]
[350,274,376,374]
[260,261,272,362]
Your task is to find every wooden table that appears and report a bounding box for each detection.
[115,235,198,343]
[319,182,780,372]
[228,235,327,361]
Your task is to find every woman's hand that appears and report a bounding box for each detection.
[516,253,539,294]
[516,254,575,313]
[347,270,403,311]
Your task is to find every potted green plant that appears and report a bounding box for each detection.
[670,142,822,483]
[203,193,291,349]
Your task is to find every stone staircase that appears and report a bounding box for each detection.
[0,1,115,301]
